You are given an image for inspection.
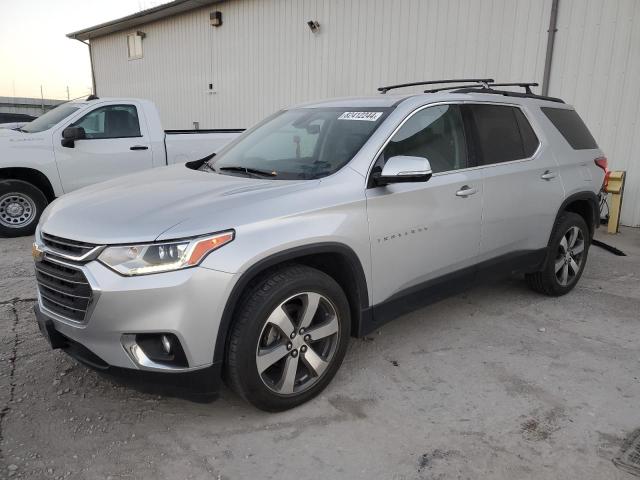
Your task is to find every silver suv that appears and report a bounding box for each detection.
[33,80,607,411]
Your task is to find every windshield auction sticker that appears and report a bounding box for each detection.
[338,112,383,121]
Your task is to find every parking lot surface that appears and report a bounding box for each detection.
[1,228,639,479]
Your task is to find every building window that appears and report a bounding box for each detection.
[127,33,143,60]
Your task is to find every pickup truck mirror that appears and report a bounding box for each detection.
[61,126,86,148]
[306,124,321,134]
[374,155,432,186]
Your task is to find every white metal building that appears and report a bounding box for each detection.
[68,0,640,226]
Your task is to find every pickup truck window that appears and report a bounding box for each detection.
[71,105,141,139]
[20,104,80,133]
[211,108,390,180]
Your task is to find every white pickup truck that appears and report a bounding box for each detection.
[0,96,242,236]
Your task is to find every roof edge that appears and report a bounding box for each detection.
[67,0,221,41]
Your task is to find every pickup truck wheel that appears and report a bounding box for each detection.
[226,265,350,411]
[525,212,590,296]
[0,180,47,237]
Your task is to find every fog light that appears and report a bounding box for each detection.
[161,334,172,354]
[127,333,189,369]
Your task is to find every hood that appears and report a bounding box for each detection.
[40,164,314,244]
[0,128,24,139]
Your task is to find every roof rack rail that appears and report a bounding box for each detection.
[488,82,539,94]
[451,86,564,104]
[378,78,494,94]
[424,84,483,93]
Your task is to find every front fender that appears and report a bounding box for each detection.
[0,133,63,196]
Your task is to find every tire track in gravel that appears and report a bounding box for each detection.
[0,299,34,463]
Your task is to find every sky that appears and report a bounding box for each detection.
[0,0,171,100]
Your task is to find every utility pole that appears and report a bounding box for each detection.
[40,85,45,114]
[66,86,70,100]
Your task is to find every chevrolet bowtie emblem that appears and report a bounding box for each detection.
[32,243,44,262]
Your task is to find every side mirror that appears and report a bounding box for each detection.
[306,124,321,134]
[374,155,432,186]
[61,126,86,148]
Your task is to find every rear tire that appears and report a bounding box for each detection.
[0,180,47,237]
[525,212,590,296]
[225,265,350,411]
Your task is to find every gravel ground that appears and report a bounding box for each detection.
[1,227,639,480]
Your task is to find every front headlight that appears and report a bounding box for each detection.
[98,230,234,276]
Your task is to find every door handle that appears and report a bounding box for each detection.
[540,170,557,180]
[456,185,477,197]
[130,145,148,151]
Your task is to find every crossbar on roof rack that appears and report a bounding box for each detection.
[378,78,495,94]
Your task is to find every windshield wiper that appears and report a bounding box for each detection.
[218,166,278,178]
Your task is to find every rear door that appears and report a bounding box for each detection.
[54,103,153,192]
[465,103,565,261]
[366,103,483,307]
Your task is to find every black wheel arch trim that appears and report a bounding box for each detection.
[213,242,370,364]
[554,191,599,236]
[541,190,598,271]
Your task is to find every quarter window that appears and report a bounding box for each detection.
[541,107,598,150]
[380,104,468,174]
[469,105,539,165]
[71,105,141,139]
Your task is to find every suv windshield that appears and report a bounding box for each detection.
[210,107,391,179]
[21,103,81,133]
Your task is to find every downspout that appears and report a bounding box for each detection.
[541,0,560,96]
[73,38,97,96]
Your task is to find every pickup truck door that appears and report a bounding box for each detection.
[53,103,153,192]
[366,104,483,311]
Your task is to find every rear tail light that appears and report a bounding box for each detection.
[594,156,610,190]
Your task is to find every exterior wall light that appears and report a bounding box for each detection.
[210,11,222,27]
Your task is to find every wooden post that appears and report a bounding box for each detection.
[606,171,626,234]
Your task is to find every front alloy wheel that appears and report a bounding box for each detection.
[226,265,350,411]
[256,292,340,395]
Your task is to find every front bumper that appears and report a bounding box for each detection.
[35,303,223,397]
[35,254,236,377]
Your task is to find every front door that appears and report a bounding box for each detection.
[54,103,153,192]
[366,104,483,309]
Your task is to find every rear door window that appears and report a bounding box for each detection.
[541,107,598,150]
[468,104,539,165]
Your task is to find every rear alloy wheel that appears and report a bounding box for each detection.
[226,265,350,411]
[0,180,48,237]
[554,226,585,286]
[525,212,590,296]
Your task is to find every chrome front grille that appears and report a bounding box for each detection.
[41,233,98,259]
[36,257,93,322]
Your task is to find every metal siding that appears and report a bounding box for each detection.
[92,0,551,127]
[90,0,638,225]
[549,0,640,226]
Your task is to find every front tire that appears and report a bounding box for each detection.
[0,180,47,237]
[525,212,590,296]
[226,265,350,411]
